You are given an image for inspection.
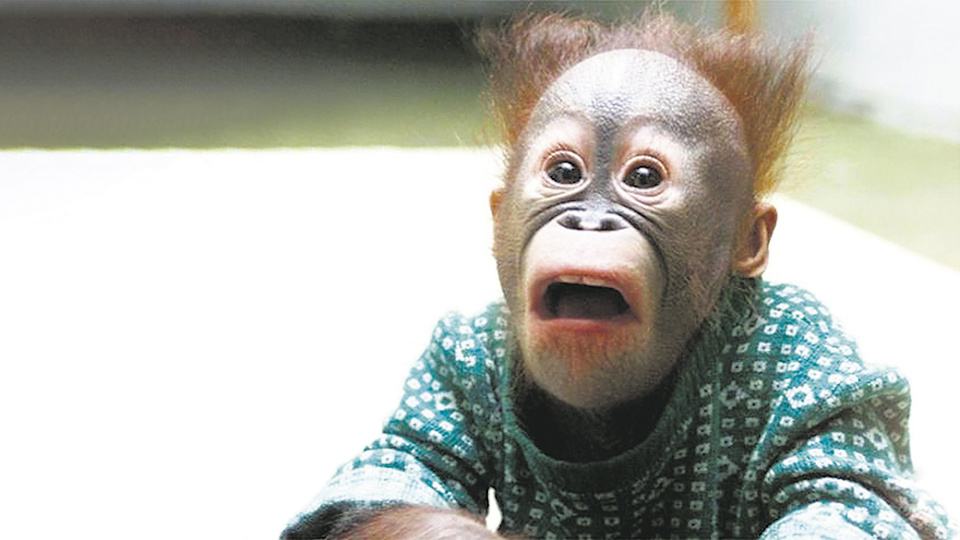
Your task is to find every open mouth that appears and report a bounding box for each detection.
[544,282,631,320]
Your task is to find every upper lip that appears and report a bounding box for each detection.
[552,274,619,288]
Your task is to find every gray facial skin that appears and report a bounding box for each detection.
[492,49,753,411]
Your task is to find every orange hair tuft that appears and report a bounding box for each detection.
[476,11,811,196]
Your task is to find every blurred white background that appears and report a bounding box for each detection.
[1,148,957,538]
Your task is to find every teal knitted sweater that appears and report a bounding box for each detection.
[284,280,953,539]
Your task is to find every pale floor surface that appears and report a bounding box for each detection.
[0,148,956,538]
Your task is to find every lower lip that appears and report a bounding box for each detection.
[532,313,636,333]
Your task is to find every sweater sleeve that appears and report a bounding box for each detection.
[757,352,952,538]
[281,310,502,537]
[728,283,955,539]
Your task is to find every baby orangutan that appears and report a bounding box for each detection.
[281,12,952,540]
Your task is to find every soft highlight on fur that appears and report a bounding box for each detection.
[476,11,811,196]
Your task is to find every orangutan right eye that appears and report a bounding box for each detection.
[546,161,583,185]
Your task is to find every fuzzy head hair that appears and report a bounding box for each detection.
[477,11,811,197]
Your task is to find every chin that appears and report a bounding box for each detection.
[518,321,669,410]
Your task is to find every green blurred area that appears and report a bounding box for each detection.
[1,15,957,270]
[0,16,493,148]
[782,109,960,270]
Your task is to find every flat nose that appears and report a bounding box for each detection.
[557,210,628,231]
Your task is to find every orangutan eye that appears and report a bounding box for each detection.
[623,165,663,189]
[546,161,583,185]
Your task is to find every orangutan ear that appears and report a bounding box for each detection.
[490,188,505,220]
[733,202,777,277]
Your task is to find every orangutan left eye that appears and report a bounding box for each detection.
[623,165,663,189]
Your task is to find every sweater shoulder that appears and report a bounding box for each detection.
[722,281,865,373]
[716,281,909,404]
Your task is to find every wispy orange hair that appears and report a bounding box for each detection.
[476,11,811,196]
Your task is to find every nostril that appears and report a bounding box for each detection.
[599,216,627,231]
[558,213,582,230]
